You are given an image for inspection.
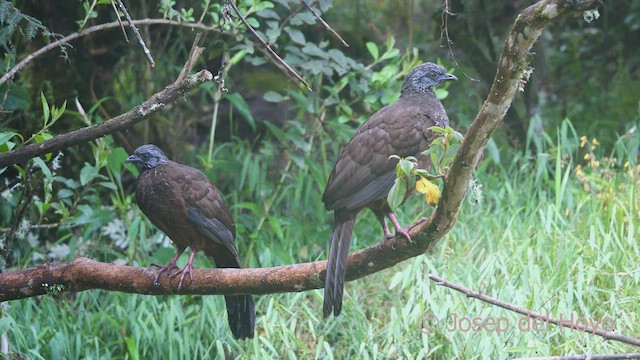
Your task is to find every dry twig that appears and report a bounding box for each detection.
[110,0,129,42]
[226,0,311,91]
[176,33,205,83]
[116,0,155,67]
[300,0,349,47]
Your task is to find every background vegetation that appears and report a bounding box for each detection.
[1,0,639,358]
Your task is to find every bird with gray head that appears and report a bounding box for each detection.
[125,144,255,339]
[322,62,457,317]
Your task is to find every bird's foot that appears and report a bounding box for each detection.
[395,227,412,243]
[174,263,194,291]
[387,212,413,248]
[152,264,180,287]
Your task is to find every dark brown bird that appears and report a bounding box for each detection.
[322,62,457,317]
[125,144,255,339]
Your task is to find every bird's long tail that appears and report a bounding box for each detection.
[224,293,255,339]
[323,216,356,317]
[210,253,256,340]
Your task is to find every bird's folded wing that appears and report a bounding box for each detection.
[323,103,424,211]
[176,164,238,257]
[186,206,238,258]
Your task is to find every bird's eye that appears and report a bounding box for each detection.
[428,72,437,78]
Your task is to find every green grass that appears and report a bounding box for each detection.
[5,152,640,359]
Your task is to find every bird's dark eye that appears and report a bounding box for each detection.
[428,72,437,78]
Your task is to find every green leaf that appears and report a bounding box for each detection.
[50,100,67,124]
[246,17,260,28]
[0,131,17,145]
[80,163,98,186]
[0,131,18,152]
[0,316,15,333]
[226,93,256,131]
[107,147,129,176]
[32,157,52,180]
[41,92,50,126]
[57,189,74,199]
[434,88,449,100]
[253,1,274,12]
[229,49,247,66]
[268,216,284,241]
[285,27,305,45]
[387,178,406,211]
[366,42,379,60]
[428,126,446,134]
[399,158,414,177]
[34,132,53,143]
[124,336,139,360]
[99,181,118,190]
[263,91,284,103]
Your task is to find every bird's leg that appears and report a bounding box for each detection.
[175,250,197,291]
[152,248,185,286]
[387,212,412,245]
[375,212,394,239]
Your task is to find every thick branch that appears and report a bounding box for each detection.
[0,0,601,301]
[0,70,213,168]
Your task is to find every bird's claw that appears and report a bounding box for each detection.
[397,228,413,244]
[152,264,180,287]
[174,264,194,291]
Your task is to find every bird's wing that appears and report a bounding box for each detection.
[323,100,431,211]
[175,164,238,257]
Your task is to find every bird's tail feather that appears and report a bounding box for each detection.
[323,218,355,317]
[209,251,256,340]
[225,294,255,339]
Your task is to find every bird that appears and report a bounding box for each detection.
[125,144,255,339]
[322,62,457,317]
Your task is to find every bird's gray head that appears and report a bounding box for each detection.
[401,62,458,96]
[125,144,169,170]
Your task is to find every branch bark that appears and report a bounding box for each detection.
[0,0,601,301]
[0,70,213,168]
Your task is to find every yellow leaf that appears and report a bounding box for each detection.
[416,178,440,207]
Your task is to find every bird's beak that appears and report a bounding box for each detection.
[443,73,458,82]
[125,154,140,164]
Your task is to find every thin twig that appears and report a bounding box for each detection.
[0,222,72,233]
[176,33,205,83]
[207,50,230,163]
[428,274,640,348]
[440,0,478,81]
[110,0,129,42]
[299,0,349,47]
[0,19,228,87]
[116,0,154,67]
[198,0,211,24]
[226,0,311,91]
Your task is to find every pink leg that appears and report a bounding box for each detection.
[387,212,412,243]
[375,212,394,239]
[152,248,185,286]
[174,250,197,291]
